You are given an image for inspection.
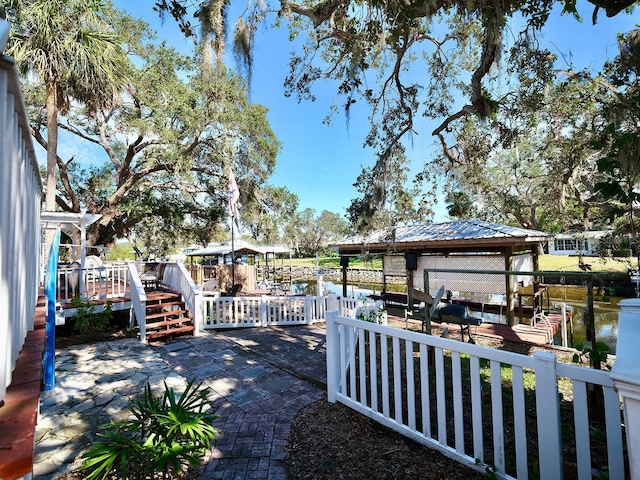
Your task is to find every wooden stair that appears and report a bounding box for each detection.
[145,290,195,341]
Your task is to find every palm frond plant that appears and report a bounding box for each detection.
[81,379,219,479]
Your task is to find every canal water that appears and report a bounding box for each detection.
[292,280,624,353]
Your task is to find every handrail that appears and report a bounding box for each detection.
[162,262,203,335]
[127,262,147,343]
[531,311,554,343]
[1,56,42,190]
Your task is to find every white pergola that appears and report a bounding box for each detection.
[40,211,102,293]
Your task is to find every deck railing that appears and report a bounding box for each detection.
[0,44,43,403]
[127,262,147,341]
[56,262,129,303]
[326,310,627,480]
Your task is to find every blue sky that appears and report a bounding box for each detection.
[94,2,639,221]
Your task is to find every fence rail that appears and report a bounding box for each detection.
[326,311,626,480]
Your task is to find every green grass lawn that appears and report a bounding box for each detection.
[538,254,635,273]
[290,256,382,269]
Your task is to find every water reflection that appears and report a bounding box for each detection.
[294,280,623,353]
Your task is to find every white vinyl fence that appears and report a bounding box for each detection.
[0,46,43,404]
[326,311,626,480]
[201,295,384,329]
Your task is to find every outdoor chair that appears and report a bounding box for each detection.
[221,283,242,297]
[428,303,482,343]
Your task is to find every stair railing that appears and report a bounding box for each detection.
[127,262,147,343]
[531,311,554,344]
[162,262,203,335]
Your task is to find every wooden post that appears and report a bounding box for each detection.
[340,256,348,297]
[585,277,600,370]
[532,248,541,313]
[407,269,414,315]
[382,255,387,295]
[504,247,515,326]
[423,270,431,335]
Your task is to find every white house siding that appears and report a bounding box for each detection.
[0,50,42,404]
[548,231,607,256]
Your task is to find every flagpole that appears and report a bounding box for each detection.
[231,212,235,288]
[228,167,240,292]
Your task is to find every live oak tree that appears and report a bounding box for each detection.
[241,185,299,245]
[591,29,640,263]
[433,79,612,233]
[155,0,637,231]
[20,9,281,249]
[286,208,350,256]
[346,144,435,232]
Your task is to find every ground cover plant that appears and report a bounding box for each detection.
[69,297,113,334]
[80,380,219,480]
[55,308,136,349]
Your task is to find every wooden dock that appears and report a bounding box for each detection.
[392,309,570,347]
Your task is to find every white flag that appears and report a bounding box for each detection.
[228,168,239,217]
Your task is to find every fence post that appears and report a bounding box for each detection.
[193,287,203,336]
[611,298,640,480]
[260,295,267,327]
[305,295,313,324]
[326,310,340,403]
[561,303,567,348]
[328,294,339,313]
[534,351,563,479]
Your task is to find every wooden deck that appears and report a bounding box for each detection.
[392,309,570,347]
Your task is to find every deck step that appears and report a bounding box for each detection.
[513,324,553,343]
[143,290,195,341]
[146,291,181,302]
[146,325,196,340]
[146,316,193,330]
[146,309,189,321]
[146,301,185,311]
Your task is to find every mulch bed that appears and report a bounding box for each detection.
[286,400,485,479]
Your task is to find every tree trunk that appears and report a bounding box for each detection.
[42,82,60,264]
[45,82,58,212]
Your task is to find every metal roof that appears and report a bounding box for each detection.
[330,219,552,254]
[186,240,291,257]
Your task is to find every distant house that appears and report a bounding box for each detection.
[548,231,607,256]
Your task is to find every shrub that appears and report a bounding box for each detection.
[70,297,112,333]
[81,379,219,479]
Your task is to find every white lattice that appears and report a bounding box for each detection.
[414,254,533,295]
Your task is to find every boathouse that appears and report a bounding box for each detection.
[330,219,553,326]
